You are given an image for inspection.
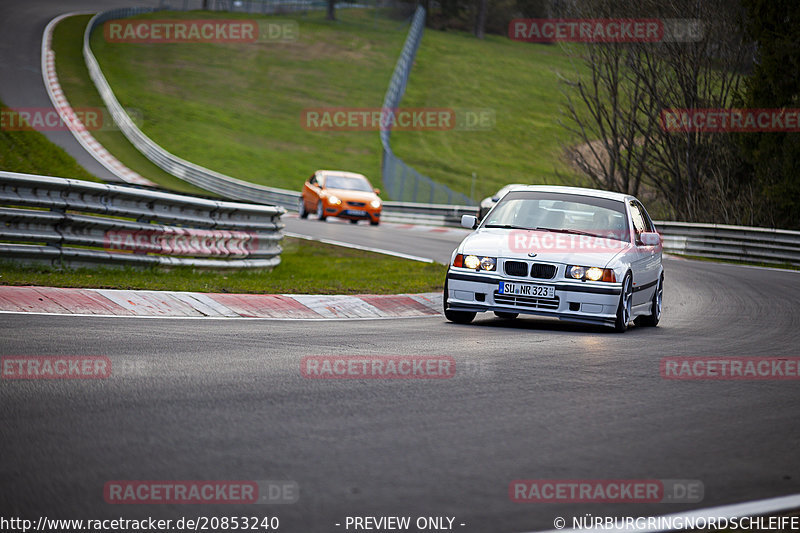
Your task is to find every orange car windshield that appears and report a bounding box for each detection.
[324,175,373,192]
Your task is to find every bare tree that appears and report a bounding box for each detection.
[560,0,752,222]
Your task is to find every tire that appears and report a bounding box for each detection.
[298,197,309,219]
[443,276,475,324]
[635,274,663,327]
[494,311,518,320]
[445,309,476,324]
[370,220,380,226]
[613,273,633,333]
[316,201,327,221]
[350,219,359,224]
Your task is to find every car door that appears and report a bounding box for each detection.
[628,200,660,305]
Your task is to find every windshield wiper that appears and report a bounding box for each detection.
[537,227,599,237]
[484,224,535,230]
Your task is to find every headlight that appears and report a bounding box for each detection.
[480,257,496,271]
[585,267,604,281]
[370,199,381,209]
[460,254,496,271]
[464,255,480,269]
[567,265,616,282]
[327,195,341,206]
[568,265,585,279]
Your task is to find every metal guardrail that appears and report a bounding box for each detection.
[0,171,284,269]
[379,7,474,206]
[164,0,370,14]
[380,201,475,226]
[655,221,800,266]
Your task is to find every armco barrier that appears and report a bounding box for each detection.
[0,171,284,269]
[655,221,800,266]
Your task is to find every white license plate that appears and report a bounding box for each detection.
[347,210,366,216]
[499,282,555,298]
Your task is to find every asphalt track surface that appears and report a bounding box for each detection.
[2,2,800,532]
[283,214,469,263]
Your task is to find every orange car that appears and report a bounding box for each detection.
[299,170,382,226]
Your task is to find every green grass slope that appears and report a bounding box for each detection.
[61,9,585,200]
[0,97,98,180]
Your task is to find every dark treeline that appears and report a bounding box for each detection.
[412,0,799,228]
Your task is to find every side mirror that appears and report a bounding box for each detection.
[374,188,381,195]
[461,215,478,229]
[639,232,660,246]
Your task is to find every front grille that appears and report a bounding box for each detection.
[530,263,557,279]
[347,201,366,207]
[494,291,560,310]
[504,261,528,276]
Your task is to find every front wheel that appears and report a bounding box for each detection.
[298,197,309,219]
[613,273,633,333]
[635,275,663,327]
[369,220,380,226]
[350,219,359,224]
[445,309,476,324]
[316,201,327,221]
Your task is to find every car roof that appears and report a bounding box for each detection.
[503,185,633,202]
[317,170,369,181]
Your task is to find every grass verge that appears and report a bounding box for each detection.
[0,97,99,181]
[0,237,446,294]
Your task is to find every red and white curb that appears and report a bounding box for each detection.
[0,286,442,319]
[41,13,155,187]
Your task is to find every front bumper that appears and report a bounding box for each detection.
[445,270,622,327]
[325,205,380,221]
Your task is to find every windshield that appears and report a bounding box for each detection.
[483,191,630,242]
[324,175,373,192]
